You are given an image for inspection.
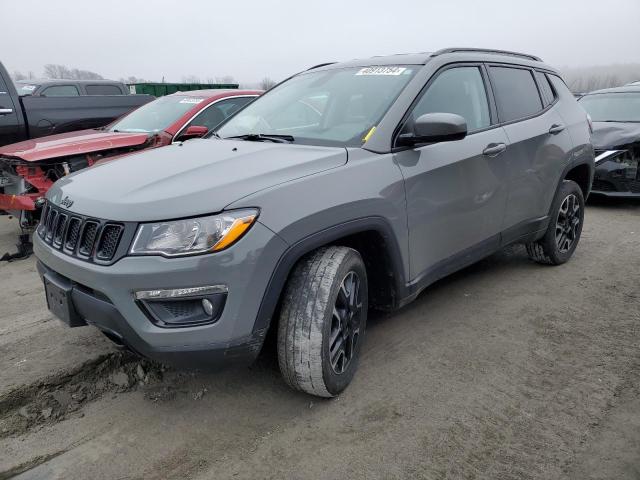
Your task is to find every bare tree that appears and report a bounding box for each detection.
[43,64,103,80]
[562,63,640,93]
[182,75,201,83]
[12,71,26,81]
[215,75,236,85]
[259,77,276,91]
[120,76,150,84]
[43,64,70,79]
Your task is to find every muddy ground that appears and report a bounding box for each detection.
[0,197,638,480]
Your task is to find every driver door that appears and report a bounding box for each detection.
[393,65,510,281]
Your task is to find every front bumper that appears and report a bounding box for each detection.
[592,155,640,197]
[34,221,288,369]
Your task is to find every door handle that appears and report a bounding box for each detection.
[0,108,14,115]
[548,123,565,135]
[482,143,507,157]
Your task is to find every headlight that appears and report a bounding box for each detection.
[130,209,258,257]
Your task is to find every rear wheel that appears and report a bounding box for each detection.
[277,246,367,397]
[526,180,585,265]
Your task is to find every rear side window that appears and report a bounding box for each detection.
[410,66,491,132]
[85,84,122,95]
[534,71,556,107]
[490,67,543,122]
[41,85,80,97]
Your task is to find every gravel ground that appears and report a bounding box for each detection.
[0,197,638,480]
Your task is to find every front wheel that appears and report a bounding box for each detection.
[526,179,585,265]
[277,246,368,397]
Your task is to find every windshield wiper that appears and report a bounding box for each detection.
[226,133,295,143]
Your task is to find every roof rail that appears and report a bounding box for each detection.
[307,62,337,71]
[431,48,542,62]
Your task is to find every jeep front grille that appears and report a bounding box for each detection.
[38,202,126,263]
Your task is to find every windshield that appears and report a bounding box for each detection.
[579,93,640,122]
[15,83,38,96]
[109,95,204,133]
[217,66,417,147]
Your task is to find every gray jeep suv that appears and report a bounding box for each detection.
[34,49,594,397]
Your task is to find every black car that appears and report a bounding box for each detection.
[0,61,153,147]
[579,85,640,197]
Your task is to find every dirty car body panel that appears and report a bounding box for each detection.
[34,50,594,370]
[0,90,260,225]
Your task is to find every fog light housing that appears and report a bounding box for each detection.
[202,298,214,316]
[135,285,227,328]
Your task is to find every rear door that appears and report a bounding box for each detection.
[0,74,24,146]
[487,65,573,235]
[394,64,510,280]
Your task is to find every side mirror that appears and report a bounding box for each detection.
[179,125,208,140]
[398,113,467,146]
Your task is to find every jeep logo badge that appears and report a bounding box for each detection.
[60,196,74,208]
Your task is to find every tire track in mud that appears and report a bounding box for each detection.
[0,351,164,440]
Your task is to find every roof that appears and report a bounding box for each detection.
[310,48,546,73]
[584,85,640,96]
[15,79,123,85]
[167,89,262,98]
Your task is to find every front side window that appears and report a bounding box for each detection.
[579,93,640,122]
[217,66,417,147]
[41,85,80,97]
[109,95,205,133]
[490,66,543,122]
[409,66,491,132]
[187,97,254,131]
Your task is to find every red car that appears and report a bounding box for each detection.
[0,89,261,228]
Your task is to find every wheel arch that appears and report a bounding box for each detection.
[252,217,408,334]
[548,160,594,217]
[563,162,593,199]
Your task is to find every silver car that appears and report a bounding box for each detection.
[34,48,594,397]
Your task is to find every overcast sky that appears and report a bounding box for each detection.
[2,0,639,84]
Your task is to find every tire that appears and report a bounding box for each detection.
[526,179,585,265]
[277,246,368,397]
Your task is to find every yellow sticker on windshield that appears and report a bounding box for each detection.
[363,126,376,143]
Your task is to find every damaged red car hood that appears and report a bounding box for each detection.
[0,129,151,162]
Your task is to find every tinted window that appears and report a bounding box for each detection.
[187,97,255,131]
[490,67,543,122]
[85,84,122,95]
[534,71,556,107]
[41,85,80,97]
[411,66,490,132]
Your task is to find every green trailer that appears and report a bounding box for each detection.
[128,82,239,97]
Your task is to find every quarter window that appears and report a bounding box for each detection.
[41,85,80,97]
[534,71,556,107]
[489,67,543,122]
[410,66,491,132]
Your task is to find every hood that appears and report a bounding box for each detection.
[0,129,151,162]
[591,122,640,150]
[48,138,347,221]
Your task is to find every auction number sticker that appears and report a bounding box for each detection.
[179,98,204,104]
[356,66,407,76]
